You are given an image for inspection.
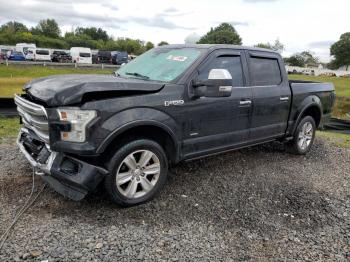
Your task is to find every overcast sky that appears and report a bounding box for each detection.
[0,0,348,62]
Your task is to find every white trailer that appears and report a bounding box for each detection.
[15,43,36,56]
[26,48,51,61]
[70,47,92,64]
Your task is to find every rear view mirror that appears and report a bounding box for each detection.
[192,69,233,98]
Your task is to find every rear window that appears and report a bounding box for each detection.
[249,56,282,86]
[36,50,49,55]
[80,53,91,57]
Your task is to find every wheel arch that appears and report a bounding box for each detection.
[292,96,322,134]
[97,120,180,165]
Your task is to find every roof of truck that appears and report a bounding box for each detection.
[157,44,279,54]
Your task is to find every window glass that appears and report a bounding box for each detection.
[118,48,202,82]
[249,57,282,86]
[80,53,91,57]
[198,55,244,87]
[36,50,49,55]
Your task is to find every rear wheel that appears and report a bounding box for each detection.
[287,116,316,155]
[104,139,168,207]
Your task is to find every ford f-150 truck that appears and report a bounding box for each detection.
[15,44,335,206]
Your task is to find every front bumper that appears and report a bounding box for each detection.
[17,128,108,200]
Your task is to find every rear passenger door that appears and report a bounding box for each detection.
[247,51,291,141]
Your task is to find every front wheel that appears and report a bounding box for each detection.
[104,139,168,207]
[287,116,316,155]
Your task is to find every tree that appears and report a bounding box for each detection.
[145,41,154,50]
[32,19,61,38]
[75,27,109,41]
[0,21,28,34]
[330,32,350,70]
[158,41,169,46]
[197,23,242,45]
[300,51,319,66]
[285,54,305,67]
[255,39,284,53]
[285,51,319,67]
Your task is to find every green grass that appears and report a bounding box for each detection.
[317,131,350,149]
[0,117,20,144]
[289,74,350,119]
[289,74,350,97]
[0,65,115,78]
[0,65,115,98]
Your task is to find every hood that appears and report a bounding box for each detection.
[25,74,165,106]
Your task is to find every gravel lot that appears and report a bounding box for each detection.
[0,138,349,261]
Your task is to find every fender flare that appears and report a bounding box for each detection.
[291,95,322,134]
[96,108,180,155]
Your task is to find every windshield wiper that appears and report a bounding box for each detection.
[125,72,150,80]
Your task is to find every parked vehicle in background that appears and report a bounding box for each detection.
[92,53,98,64]
[97,51,112,64]
[51,50,72,63]
[25,48,35,60]
[1,48,12,59]
[15,43,36,56]
[25,48,51,61]
[128,54,137,61]
[70,47,92,64]
[112,51,128,65]
[15,44,335,207]
[8,51,25,61]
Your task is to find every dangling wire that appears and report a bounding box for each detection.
[0,168,46,250]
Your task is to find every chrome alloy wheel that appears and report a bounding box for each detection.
[298,122,313,151]
[116,150,161,199]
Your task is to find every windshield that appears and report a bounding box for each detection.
[117,48,202,82]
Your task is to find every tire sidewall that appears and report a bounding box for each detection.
[294,116,316,154]
[106,139,168,206]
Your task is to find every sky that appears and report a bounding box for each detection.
[0,0,348,62]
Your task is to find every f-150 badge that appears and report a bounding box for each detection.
[164,100,185,106]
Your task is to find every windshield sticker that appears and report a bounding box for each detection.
[166,55,188,62]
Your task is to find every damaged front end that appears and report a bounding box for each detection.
[15,95,108,201]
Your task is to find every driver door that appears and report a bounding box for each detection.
[182,49,252,159]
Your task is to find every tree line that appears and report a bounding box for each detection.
[197,23,349,69]
[0,19,169,55]
[1,19,349,69]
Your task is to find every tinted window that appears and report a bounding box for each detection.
[249,57,282,86]
[80,52,91,57]
[36,50,49,55]
[198,55,244,87]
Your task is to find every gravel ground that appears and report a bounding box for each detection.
[0,138,349,261]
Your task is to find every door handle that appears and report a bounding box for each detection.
[280,96,289,101]
[239,100,252,105]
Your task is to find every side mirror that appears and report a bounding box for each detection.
[192,69,233,98]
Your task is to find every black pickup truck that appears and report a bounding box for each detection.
[15,44,335,206]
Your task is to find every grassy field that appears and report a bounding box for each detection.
[0,65,115,98]
[289,74,350,119]
[317,131,350,149]
[0,117,20,144]
[289,74,350,97]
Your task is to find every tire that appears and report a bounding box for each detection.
[287,116,316,155]
[104,139,168,207]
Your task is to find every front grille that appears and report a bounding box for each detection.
[15,95,50,143]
